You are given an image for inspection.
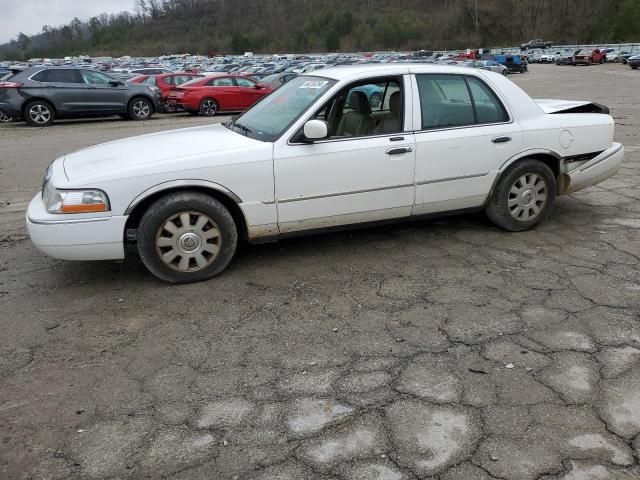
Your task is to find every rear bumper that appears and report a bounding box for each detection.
[26,194,126,261]
[561,143,624,195]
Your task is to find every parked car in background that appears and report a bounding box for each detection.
[0,66,162,127]
[556,51,577,66]
[131,73,203,112]
[606,50,629,62]
[26,65,624,283]
[572,49,606,65]
[495,54,528,73]
[629,55,640,69]
[258,72,298,90]
[130,67,174,75]
[521,39,553,50]
[167,73,271,116]
[478,60,509,75]
[539,52,560,64]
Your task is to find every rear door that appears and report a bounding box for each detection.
[411,73,523,215]
[80,70,126,114]
[205,77,238,110]
[38,69,88,115]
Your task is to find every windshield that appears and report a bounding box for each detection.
[228,75,336,142]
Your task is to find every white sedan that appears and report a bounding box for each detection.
[27,65,624,283]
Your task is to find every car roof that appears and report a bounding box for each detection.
[305,63,494,81]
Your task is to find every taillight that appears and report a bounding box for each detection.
[0,82,23,88]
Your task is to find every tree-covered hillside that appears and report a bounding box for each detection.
[2,0,639,60]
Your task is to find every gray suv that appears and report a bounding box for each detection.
[0,66,163,127]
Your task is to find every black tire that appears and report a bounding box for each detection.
[23,100,55,127]
[128,97,153,121]
[0,110,12,123]
[486,159,556,232]
[137,192,238,283]
[199,98,219,117]
[164,101,177,114]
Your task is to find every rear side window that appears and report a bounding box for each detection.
[31,70,47,82]
[416,74,508,130]
[417,74,474,129]
[234,77,256,87]
[41,69,83,84]
[466,77,509,124]
[208,77,233,86]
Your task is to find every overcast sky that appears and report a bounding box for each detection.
[0,0,135,43]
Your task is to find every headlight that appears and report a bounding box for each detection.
[43,182,110,214]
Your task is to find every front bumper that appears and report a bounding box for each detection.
[26,194,127,261]
[561,143,624,195]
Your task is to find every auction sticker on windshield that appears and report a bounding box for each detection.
[300,80,329,89]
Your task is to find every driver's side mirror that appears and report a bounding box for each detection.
[303,120,329,141]
[109,80,124,87]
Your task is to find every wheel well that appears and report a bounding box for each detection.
[22,97,56,116]
[125,186,248,242]
[524,153,560,179]
[488,153,560,203]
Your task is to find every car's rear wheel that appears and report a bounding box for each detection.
[199,98,219,117]
[24,100,55,127]
[0,110,12,123]
[137,192,238,283]
[128,97,153,121]
[486,159,556,232]
[164,101,177,113]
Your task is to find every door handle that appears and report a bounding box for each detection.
[386,147,413,155]
[492,136,512,143]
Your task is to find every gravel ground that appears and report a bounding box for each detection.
[0,65,639,480]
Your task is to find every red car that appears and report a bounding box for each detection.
[572,49,606,65]
[130,73,204,111]
[167,74,272,116]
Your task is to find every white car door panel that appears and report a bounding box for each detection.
[274,135,416,232]
[413,124,523,214]
[410,73,523,215]
[273,74,416,233]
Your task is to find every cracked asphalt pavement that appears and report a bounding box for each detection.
[1,65,639,480]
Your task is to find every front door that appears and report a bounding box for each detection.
[411,73,523,215]
[273,75,416,233]
[80,70,126,114]
[233,77,264,110]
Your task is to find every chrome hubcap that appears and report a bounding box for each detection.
[133,101,150,118]
[156,212,221,272]
[202,100,217,116]
[29,104,50,124]
[508,173,547,221]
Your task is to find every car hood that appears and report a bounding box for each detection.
[63,123,262,182]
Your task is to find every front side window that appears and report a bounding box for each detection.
[228,75,336,142]
[416,74,508,130]
[81,70,114,85]
[308,77,404,138]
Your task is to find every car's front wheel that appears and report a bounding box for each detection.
[486,159,556,232]
[128,97,153,121]
[24,100,55,127]
[137,192,238,283]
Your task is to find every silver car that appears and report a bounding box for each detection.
[479,60,508,75]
